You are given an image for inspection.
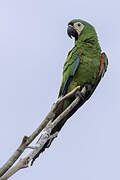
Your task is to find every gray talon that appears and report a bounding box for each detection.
[75,90,85,100]
[84,84,91,92]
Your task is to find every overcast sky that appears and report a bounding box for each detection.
[0,0,119,179]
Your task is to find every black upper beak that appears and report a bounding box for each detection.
[67,25,78,40]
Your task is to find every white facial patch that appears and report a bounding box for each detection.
[74,22,84,35]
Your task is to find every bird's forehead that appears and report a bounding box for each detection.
[68,19,83,25]
[68,19,92,27]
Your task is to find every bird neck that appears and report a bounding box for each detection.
[74,34,101,56]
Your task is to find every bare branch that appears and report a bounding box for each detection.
[0,110,54,177]
[0,86,85,179]
[0,158,29,180]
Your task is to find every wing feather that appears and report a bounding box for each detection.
[59,53,81,96]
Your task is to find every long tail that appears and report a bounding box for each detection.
[31,52,108,165]
[31,77,101,165]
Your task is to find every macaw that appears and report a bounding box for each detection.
[31,19,108,164]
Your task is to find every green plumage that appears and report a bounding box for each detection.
[59,19,107,110]
[31,20,108,162]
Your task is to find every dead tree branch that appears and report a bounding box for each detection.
[0,86,86,179]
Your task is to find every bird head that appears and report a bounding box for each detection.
[67,19,96,41]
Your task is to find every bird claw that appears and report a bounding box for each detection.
[84,84,91,92]
[75,84,91,100]
[75,90,85,100]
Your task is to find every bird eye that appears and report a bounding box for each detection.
[78,23,81,27]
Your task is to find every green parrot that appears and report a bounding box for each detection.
[31,19,108,164]
[51,19,108,133]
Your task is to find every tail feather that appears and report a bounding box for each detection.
[31,76,101,165]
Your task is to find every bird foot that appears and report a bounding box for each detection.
[84,84,91,92]
[75,90,85,101]
[75,84,91,100]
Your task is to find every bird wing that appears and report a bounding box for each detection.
[59,51,108,98]
[59,50,82,97]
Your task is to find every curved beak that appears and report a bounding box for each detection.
[67,25,78,40]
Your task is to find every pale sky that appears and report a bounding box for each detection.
[0,0,119,179]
